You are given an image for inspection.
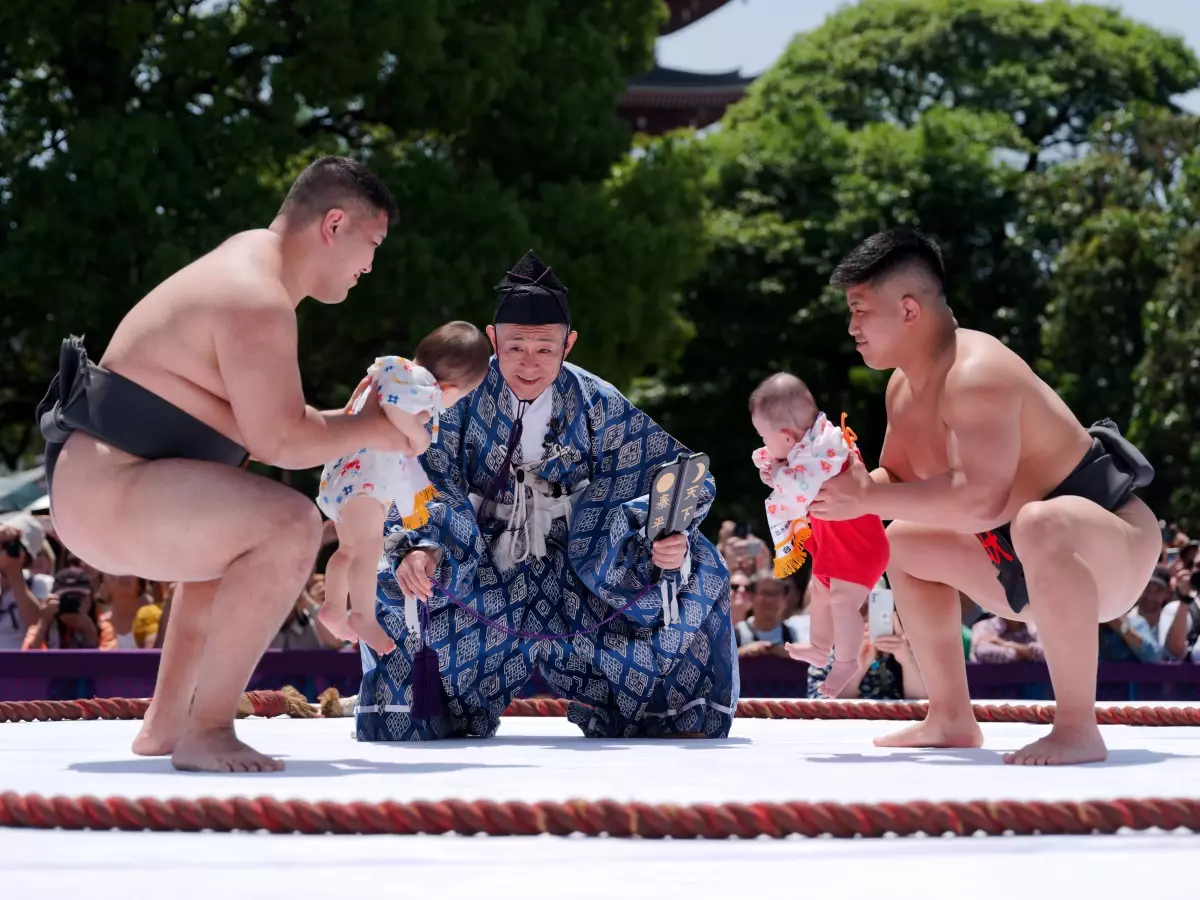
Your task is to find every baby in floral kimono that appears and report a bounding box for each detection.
[316,322,491,654]
[749,373,890,697]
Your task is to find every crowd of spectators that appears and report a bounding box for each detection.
[5,486,1199,703]
[0,511,344,654]
[719,517,1200,700]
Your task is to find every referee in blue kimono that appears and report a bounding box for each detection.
[355,250,738,741]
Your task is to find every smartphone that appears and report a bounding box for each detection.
[1166,547,1180,565]
[868,586,895,640]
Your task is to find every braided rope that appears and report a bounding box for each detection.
[4,693,1200,726]
[1,791,1197,837]
[3,692,1198,839]
[0,691,291,724]
[501,697,1200,727]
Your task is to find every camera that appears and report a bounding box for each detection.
[56,591,86,616]
[3,540,23,559]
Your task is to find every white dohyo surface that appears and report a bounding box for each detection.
[2,715,1199,900]
[4,829,1199,900]
[0,715,1197,806]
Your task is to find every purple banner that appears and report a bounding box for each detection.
[1,650,1197,703]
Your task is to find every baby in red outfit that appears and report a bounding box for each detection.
[750,373,890,697]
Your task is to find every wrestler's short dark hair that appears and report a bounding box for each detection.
[830,228,946,291]
[278,155,400,228]
[414,321,492,389]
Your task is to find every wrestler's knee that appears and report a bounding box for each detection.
[883,519,922,571]
[266,496,324,572]
[1009,501,1071,564]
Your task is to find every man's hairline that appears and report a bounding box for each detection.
[279,197,391,233]
[845,265,945,305]
[494,323,572,343]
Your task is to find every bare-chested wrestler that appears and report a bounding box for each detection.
[808,228,1158,765]
[36,156,411,772]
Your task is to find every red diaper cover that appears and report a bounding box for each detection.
[808,512,889,590]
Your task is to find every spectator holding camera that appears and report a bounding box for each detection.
[22,566,101,650]
[1160,568,1199,661]
[0,515,54,650]
[807,614,927,701]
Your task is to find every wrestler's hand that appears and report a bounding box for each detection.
[652,532,689,570]
[808,453,873,521]
[344,375,373,413]
[397,548,440,602]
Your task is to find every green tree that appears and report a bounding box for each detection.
[644,0,1200,533]
[1023,108,1197,428]
[1127,125,1200,528]
[750,0,1198,168]
[0,0,706,471]
[641,102,1030,529]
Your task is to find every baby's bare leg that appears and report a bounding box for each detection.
[786,578,833,667]
[332,498,395,655]
[319,516,362,644]
[819,579,870,698]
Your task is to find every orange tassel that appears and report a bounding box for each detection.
[401,483,439,530]
[839,411,858,446]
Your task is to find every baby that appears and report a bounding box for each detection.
[749,373,890,698]
[316,321,491,654]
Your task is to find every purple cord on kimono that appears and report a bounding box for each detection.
[416,399,654,641]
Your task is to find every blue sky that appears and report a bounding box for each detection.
[657,0,1200,112]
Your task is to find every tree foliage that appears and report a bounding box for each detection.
[642,0,1200,532]
[0,0,706,470]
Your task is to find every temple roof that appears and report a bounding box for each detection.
[620,65,754,113]
[661,0,736,35]
[625,64,755,92]
[618,2,752,133]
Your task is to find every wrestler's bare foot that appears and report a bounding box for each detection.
[1003,723,1107,766]
[131,723,179,757]
[131,701,190,756]
[785,641,832,668]
[873,712,983,749]
[348,608,396,656]
[172,726,284,773]
[818,659,859,698]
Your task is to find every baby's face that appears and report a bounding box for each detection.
[752,412,801,461]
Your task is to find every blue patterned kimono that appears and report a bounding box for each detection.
[354,359,738,741]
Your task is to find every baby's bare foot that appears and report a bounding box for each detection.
[785,641,831,668]
[318,601,357,643]
[348,608,397,656]
[818,659,859,698]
